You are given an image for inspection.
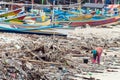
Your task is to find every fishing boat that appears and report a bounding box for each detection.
[56,3,120,27]
[69,14,93,21]
[0,8,23,17]
[3,14,26,22]
[0,23,67,36]
[70,16,120,26]
[8,19,51,26]
[23,15,51,26]
[0,7,27,23]
[69,4,120,27]
[0,1,67,36]
[0,11,65,36]
[0,9,51,26]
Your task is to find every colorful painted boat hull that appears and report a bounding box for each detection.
[0,29,67,36]
[5,14,26,22]
[0,8,22,17]
[70,17,120,27]
[69,14,93,21]
[7,19,51,27]
[0,23,67,36]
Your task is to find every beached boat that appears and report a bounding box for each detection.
[0,23,66,36]
[3,14,26,22]
[0,8,62,36]
[70,16,120,27]
[0,8,26,22]
[23,16,51,26]
[8,19,51,26]
[69,14,93,21]
[0,8,23,17]
[0,11,51,26]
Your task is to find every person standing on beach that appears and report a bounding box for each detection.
[91,47,103,64]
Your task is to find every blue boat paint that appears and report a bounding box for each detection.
[0,25,67,36]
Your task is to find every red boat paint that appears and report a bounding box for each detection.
[14,9,22,14]
[17,15,26,20]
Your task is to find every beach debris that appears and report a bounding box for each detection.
[25,62,33,70]
[0,30,119,79]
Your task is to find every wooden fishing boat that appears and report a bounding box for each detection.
[7,19,51,26]
[0,12,51,26]
[23,16,51,26]
[69,14,93,21]
[4,14,26,22]
[0,8,23,17]
[70,16,120,27]
[0,8,26,23]
[0,23,66,36]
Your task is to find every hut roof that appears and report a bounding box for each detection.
[82,3,105,9]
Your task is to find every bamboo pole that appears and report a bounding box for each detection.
[31,0,34,10]
[11,0,13,10]
[52,0,55,26]
[77,0,82,15]
[42,0,44,4]
[70,0,71,4]
[102,0,104,4]
[89,0,90,3]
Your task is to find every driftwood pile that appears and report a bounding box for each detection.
[0,32,120,80]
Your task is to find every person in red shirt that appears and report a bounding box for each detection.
[91,47,103,64]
